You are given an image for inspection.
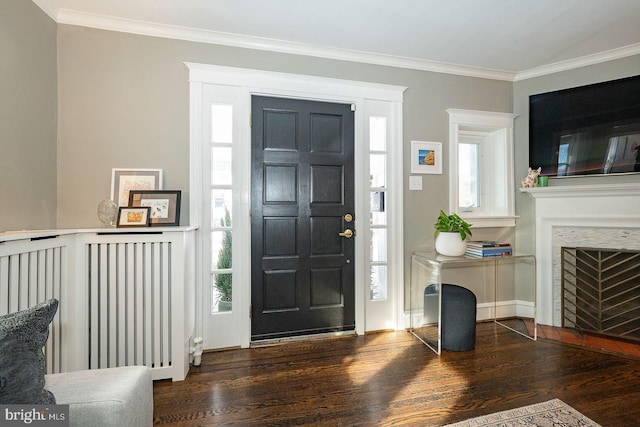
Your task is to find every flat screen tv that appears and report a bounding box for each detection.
[529,75,640,177]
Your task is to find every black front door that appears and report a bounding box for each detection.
[251,96,355,340]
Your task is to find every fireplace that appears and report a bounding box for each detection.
[561,247,640,342]
[521,182,640,326]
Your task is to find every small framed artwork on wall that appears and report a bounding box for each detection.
[411,141,442,174]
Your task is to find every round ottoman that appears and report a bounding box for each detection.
[424,283,477,351]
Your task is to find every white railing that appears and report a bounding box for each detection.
[0,228,196,381]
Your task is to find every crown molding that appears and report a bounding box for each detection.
[55,8,516,81]
[31,0,57,20]
[513,43,640,81]
[46,7,640,83]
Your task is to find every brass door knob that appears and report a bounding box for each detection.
[338,229,354,239]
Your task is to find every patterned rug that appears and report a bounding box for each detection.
[445,399,602,427]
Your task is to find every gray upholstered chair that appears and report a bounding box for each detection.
[45,366,153,427]
[0,300,153,427]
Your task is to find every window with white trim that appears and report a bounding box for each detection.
[447,109,517,228]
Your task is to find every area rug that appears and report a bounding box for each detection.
[445,398,602,427]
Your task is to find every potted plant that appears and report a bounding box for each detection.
[433,210,473,256]
[214,208,233,311]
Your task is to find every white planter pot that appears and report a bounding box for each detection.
[435,232,467,256]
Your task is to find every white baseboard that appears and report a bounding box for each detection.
[402,300,535,330]
[477,300,535,322]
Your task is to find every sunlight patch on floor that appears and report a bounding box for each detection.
[342,333,399,386]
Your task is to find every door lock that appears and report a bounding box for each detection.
[344,213,354,223]
[338,229,354,239]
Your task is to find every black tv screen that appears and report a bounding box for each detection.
[529,75,640,177]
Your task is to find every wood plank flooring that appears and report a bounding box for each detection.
[153,322,640,426]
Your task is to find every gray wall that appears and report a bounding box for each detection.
[12,10,638,309]
[0,0,57,231]
[513,55,640,257]
[56,26,513,267]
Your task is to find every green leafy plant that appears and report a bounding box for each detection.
[214,208,232,303]
[434,210,473,240]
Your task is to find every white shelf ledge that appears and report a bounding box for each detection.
[519,183,640,199]
[0,226,198,243]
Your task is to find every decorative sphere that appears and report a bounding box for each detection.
[97,199,118,227]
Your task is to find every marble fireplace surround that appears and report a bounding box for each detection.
[522,183,640,326]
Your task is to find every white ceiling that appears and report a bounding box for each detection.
[33,0,640,81]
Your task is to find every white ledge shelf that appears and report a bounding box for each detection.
[0,226,198,243]
[519,183,640,199]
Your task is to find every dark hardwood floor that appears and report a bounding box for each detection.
[153,322,640,426]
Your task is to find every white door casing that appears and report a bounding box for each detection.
[187,63,405,349]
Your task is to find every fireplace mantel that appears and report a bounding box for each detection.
[519,182,640,199]
[521,182,640,326]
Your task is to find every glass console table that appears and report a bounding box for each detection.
[410,250,536,354]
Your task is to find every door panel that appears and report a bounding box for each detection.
[251,96,355,340]
[264,164,298,202]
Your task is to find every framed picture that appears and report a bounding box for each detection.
[411,141,442,174]
[117,207,151,227]
[128,190,181,226]
[111,168,163,206]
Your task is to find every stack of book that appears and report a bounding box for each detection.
[465,241,512,257]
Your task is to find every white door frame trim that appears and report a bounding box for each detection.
[186,63,405,348]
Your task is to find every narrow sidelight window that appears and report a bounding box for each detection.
[369,116,388,301]
[211,104,233,313]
